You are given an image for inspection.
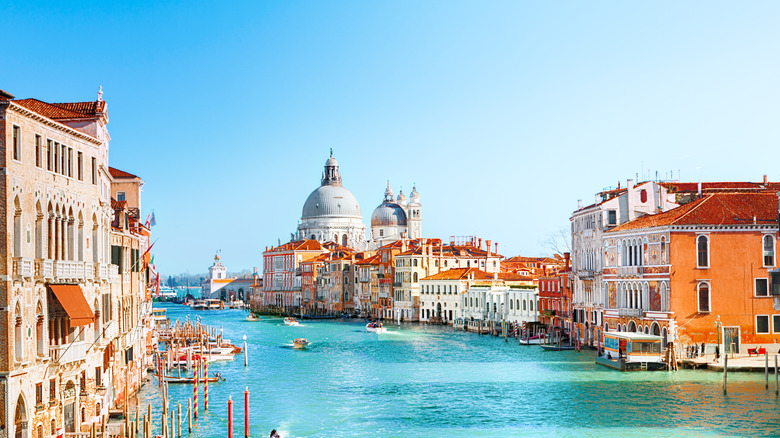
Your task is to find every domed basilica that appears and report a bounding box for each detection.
[296,152,421,249]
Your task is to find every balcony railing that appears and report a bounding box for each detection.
[12,257,34,280]
[96,263,109,281]
[109,264,119,282]
[618,266,643,278]
[36,259,54,280]
[618,308,641,317]
[50,341,87,365]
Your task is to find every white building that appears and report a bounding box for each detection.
[419,267,493,323]
[370,183,421,247]
[461,284,539,326]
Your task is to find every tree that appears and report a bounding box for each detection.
[542,226,571,255]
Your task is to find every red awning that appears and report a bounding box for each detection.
[49,284,94,327]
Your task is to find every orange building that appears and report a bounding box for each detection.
[603,192,780,354]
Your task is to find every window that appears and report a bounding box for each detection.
[117,192,126,202]
[379,229,383,237]
[54,142,60,173]
[607,210,617,226]
[36,382,43,405]
[12,125,20,161]
[755,278,769,297]
[763,235,775,267]
[697,235,709,268]
[697,282,710,313]
[47,139,53,170]
[756,315,769,334]
[773,315,780,334]
[91,157,97,184]
[77,152,83,180]
[35,134,41,167]
[68,147,73,177]
[50,379,56,401]
[640,189,648,203]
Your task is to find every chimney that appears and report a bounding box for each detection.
[764,174,768,185]
[495,242,498,254]
[564,252,571,269]
[626,178,635,221]
[486,240,492,257]
[697,181,702,198]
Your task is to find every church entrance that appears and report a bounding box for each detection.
[14,395,27,438]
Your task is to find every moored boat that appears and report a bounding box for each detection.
[151,372,225,383]
[518,334,545,345]
[540,344,578,351]
[595,332,667,371]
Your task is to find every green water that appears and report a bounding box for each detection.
[138,303,780,437]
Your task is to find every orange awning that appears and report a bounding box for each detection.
[49,284,94,327]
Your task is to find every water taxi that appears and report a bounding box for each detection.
[293,338,309,349]
[246,314,259,322]
[366,322,387,333]
[595,332,667,371]
[284,317,300,326]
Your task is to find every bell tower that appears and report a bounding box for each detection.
[407,185,422,239]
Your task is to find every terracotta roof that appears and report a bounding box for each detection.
[661,181,780,193]
[420,268,494,281]
[608,193,779,231]
[13,98,105,120]
[0,89,14,100]
[266,239,326,253]
[109,167,139,179]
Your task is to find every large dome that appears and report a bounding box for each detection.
[371,202,407,227]
[302,185,362,219]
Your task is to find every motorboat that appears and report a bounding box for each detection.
[540,344,578,351]
[366,322,387,333]
[293,338,309,349]
[151,372,225,383]
[246,314,259,322]
[284,317,300,326]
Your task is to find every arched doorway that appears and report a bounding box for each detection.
[661,327,668,351]
[627,321,636,332]
[436,303,442,321]
[14,395,27,438]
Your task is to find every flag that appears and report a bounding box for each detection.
[149,211,156,227]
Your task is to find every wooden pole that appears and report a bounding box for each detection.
[188,398,192,433]
[765,351,769,389]
[178,403,182,438]
[723,355,728,394]
[147,404,152,438]
[244,387,249,438]
[227,395,234,438]
[204,359,209,411]
[102,414,107,438]
[193,359,199,419]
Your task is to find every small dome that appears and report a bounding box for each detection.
[409,186,420,204]
[325,156,338,167]
[302,185,361,219]
[396,189,407,207]
[371,201,408,227]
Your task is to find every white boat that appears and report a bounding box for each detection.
[366,322,387,333]
[246,314,258,322]
[518,335,545,345]
[284,317,300,326]
[293,338,309,349]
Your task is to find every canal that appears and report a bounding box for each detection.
[138,303,780,437]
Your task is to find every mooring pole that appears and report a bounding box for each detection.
[723,355,728,394]
[227,396,234,438]
[244,387,250,438]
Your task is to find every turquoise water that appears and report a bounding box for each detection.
[139,303,780,437]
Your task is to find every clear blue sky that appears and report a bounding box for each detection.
[4,1,780,275]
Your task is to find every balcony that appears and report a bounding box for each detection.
[36,259,54,280]
[392,282,402,287]
[50,341,87,365]
[109,264,119,282]
[618,266,643,279]
[12,257,34,280]
[52,260,87,282]
[95,263,109,282]
[83,262,94,281]
[618,308,641,317]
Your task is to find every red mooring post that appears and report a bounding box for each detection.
[227,395,234,438]
[204,360,209,411]
[244,387,249,438]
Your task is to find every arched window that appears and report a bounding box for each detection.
[529,300,534,311]
[523,300,527,311]
[604,323,609,332]
[413,259,418,267]
[510,300,513,310]
[413,272,418,283]
[35,202,43,259]
[697,282,710,313]
[13,197,22,257]
[763,235,775,267]
[342,234,347,247]
[660,236,667,264]
[640,189,647,203]
[697,235,709,268]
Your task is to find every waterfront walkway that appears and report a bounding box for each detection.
[682,352,780,372]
